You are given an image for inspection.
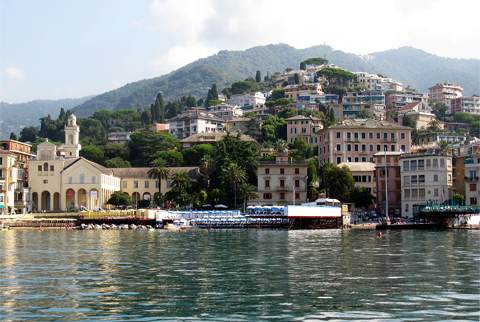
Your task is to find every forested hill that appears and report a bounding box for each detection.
[71,44,480,117]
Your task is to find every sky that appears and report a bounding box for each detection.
[1,0,479,103]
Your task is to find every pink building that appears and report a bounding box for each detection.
[318,119,412,165]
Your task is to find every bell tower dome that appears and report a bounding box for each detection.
[63,113,81,158]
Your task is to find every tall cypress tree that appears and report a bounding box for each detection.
[255,70,261,82]
[151,92,165,122]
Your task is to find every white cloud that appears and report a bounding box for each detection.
[151,43,217,74]
[4,66,25,80]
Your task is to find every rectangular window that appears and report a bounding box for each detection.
[354,157,359,162]
[361,133,366,139]
[419,175,425,183]
[434,188,439,197]
[470,184,477,192]
[370,145,373,152]
[336,132,341,139]
[433,159,438,168]
[354,132,359,139]
[155,180,159,188]
[404,189,410,199]
[336,157,342,164]
[265,168,270,174]
[50,165,54,171]
[377,145,381,152]
[295,192,300,200]
[295,180,300,187]
[410,160,417,171]
[470,197,478,205]
[354,145,359,152]
[412,189,418,198]
[280,179,285,187]
[145,181,149,188]
[369,133,373,139]
[391,145,395,151]
[426,159,431,169]
[38,165,42,171]
[383,132,388,139]
[295,168,300,174]
[265,179,270,188]
[411,175,417,184]
[347,132,351,139]
[377,133,380,139]
[401,145,406,152]
[362,157,366,162]
[122,181,127,188]
[134,181,139,188]
[401,133,405,140]
[418,160,425,170]
[280,192,285,200]
[419,189,425,198]
[263,193,272,200]
[280,168,284,175]
[440,159,445,168]
[391,133,395,140]
[347,144,352,151]
[404,176,410,184]
[336,144,341,151]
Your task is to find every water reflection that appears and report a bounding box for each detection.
[0,229,478,320]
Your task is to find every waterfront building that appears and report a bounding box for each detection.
[255,151,308,205]
[428,82,464,112]
[400,150,452,218]
[111,167,199,207]
[450,96,480,115]
[338,162,376,198]
[0,139,34,214]
[29,114,121,212]
[224,117,251,134]
[318,119,412,165]
[228,92,266,108]
[464,152,479,206]
[0,152,18,215]
[374,151,403,217]
[168,110,225,139]
[340,91,386,120]
[107,132,131,144]
[180,132,255,148]
[286,115,323,147]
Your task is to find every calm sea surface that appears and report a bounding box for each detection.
[0,229,479,321]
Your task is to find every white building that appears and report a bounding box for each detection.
[168,110,225,139]
[0,152,18,215]
[450,96,480,115]
[207,104,244,120]
[400,151,452,218]
[428,82,464,113]
[228,92,266,108]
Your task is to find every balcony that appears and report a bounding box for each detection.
[465,176,479,182]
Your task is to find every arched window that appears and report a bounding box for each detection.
[79,173,85,184]
[43,162,48,171]
[68,134,74,144]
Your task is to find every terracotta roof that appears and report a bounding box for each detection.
[111,167,199,179]
[398,102,420,111]
[286,115,322,121]
[180,132,255,143]
[330,118,410,130]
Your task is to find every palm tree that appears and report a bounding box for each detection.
[165,172,192,208]
[221,162,247,209]
[148,162,170,207]
[239,183,258,212]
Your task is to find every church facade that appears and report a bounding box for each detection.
[29,114,120,212]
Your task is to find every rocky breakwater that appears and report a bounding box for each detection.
[79,223,156,231]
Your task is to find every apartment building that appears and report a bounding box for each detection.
[168,110,225,139]
[385,91,427,110]
[341,91,386,119]
[400,151,452,218]
[0,139,34,214]
[225,117,251,134]
[428,82,464,112]
[450,96,480,115]
[284,83,323,100]
[318,119,412,165]
[255,152,308,205]
[228,92,266,108]
[374,151,403,217]
[286,115,323,147]
[464,153,479,206]
[0,152,18,215]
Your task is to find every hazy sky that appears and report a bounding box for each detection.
[1,0,479,103]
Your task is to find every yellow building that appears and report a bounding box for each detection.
[111,167,199,207]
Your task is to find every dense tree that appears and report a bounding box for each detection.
[290,137,312,160]
[255,70,261,83]
[302,57,328,66]
[205,83,219,107]
[266,98,294,108]
[402,115,416,128]
[9,132,18,140]
[319,163,355,202]
[350,187,375,209]
[80,145,105,164]
[128,130,180,166]
[78,118,106,145]
[104,143,129,160]
[229,80,257,95]
[357,109,375,119]
[150,92,165,122]
[107,191,132,207]
[184,95,196,107]
[165,101,182,119]
[19,126,38,142]
[261,115,287,143]
[277,107,298,119]
[299,62,306,70]
[152,149,184,166]
[269,88,285,100]
[140,110,151,125]
[164,172,193,208]
[324,108,336,128]
[182,144,215,165]
[105,157,131,168]
[432,102,448,120]
[221,161,247,209]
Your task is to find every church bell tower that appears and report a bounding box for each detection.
[64,113,81,158]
